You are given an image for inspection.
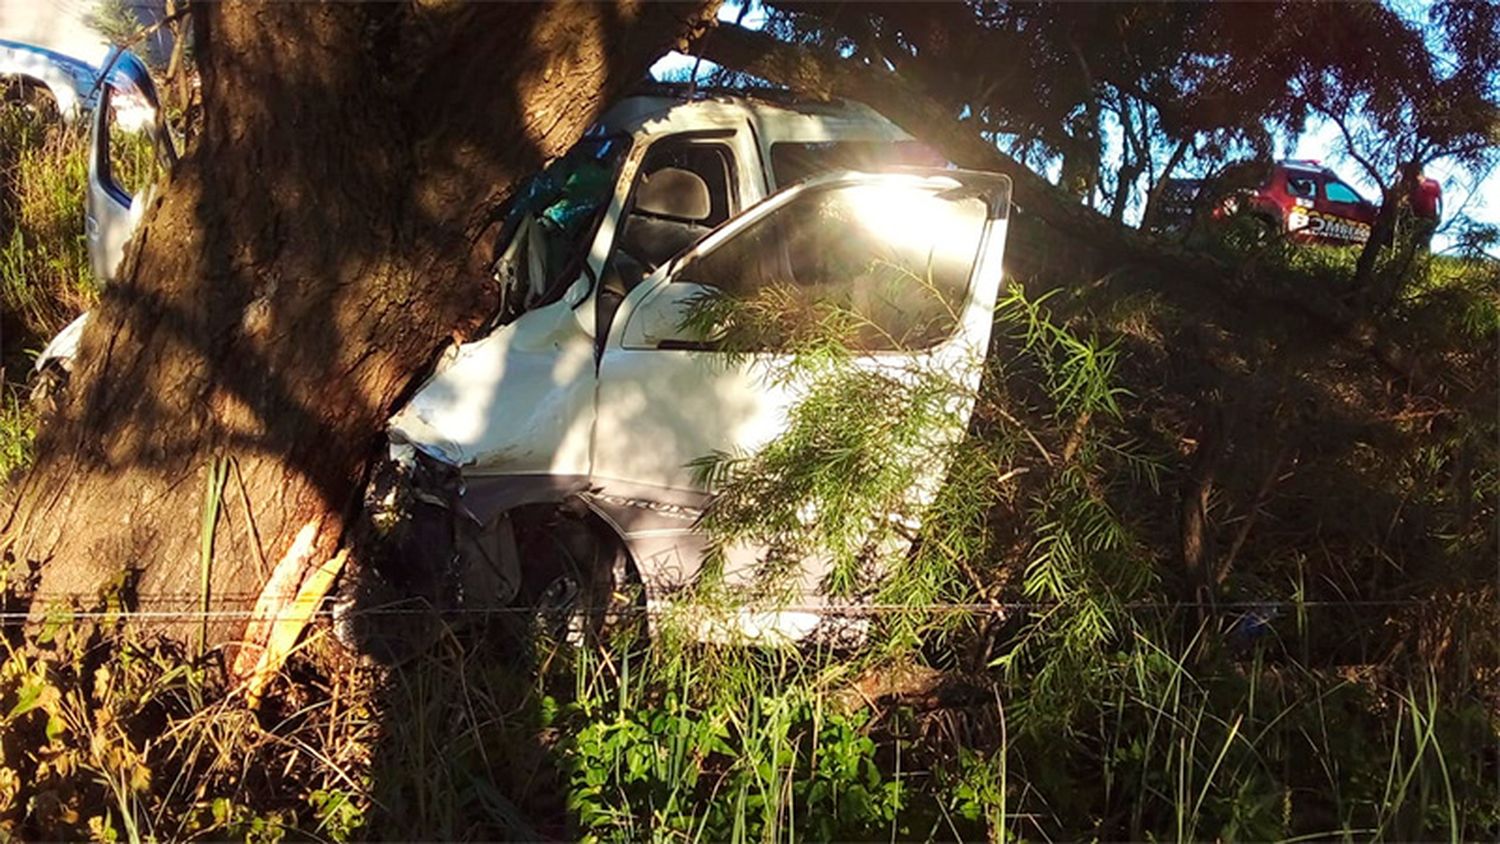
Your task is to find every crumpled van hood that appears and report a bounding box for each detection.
[387,295,597,476]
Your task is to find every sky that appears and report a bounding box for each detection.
[652,2,1499,256]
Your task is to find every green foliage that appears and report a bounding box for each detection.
[0,104,98,348]
[691,359,969,601]
[308,788,363,843]
[0,392,35,483]
[0,569,368,842]
[1394,251,1500,349]
[84,0,146,49]
[562,671,904,842]
[0,101,99,485]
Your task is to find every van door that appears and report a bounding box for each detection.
[590,171,1011,592]
[86,60,168,283]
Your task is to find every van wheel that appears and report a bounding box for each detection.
[513,505,644,646]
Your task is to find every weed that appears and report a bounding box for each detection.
[0,392,35,483]
[0,104,97,354]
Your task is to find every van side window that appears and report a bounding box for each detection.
[672,181,987,351]
[596,140,737,347]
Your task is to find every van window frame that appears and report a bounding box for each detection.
[617,131,741,232]
[95,84,135,207]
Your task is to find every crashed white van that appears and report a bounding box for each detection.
[374,88,1012,641]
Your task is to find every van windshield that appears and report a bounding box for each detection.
[494,136,629,317]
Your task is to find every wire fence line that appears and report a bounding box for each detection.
[0,596,1440,625]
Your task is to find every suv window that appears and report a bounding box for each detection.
[1324,180,1362,204]
[771,141,945,187]
[673,180,987,351]
[1285,173,1318,199]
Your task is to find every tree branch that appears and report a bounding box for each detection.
[1140,136,1191,232]
[701,24,1429,384]
[1318,102,1390,191]
[697,23,1225,281]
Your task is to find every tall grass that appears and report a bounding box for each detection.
[0,105,99,348]
[0,101,101,483]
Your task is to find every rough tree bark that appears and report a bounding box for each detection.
[1,1,716,641]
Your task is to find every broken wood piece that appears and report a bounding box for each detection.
[244,548,349,710]
[231,517,322,680]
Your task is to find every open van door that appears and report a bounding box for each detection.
[86,50,171,283]
[591,170,1012,604]
[34,50,170,393]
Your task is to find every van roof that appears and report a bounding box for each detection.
[596,84,902,137]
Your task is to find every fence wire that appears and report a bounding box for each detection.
[0,596,1438,625]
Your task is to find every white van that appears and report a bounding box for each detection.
[15,73,1013,641]
[373,89,1013,642]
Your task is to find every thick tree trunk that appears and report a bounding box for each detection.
[1110,160,1143,224]
[2,1,715,642]
[1110,94,1146,224]
[1355,164,1419,309]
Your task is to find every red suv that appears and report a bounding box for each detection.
[1158,160,1442,245]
